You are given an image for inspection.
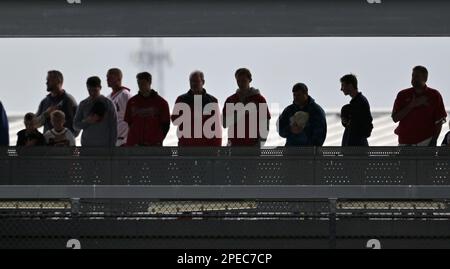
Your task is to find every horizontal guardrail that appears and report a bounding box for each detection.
[0,185,449,200]
[0,147,449,199]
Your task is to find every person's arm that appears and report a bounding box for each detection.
[277,108,291,138]
[258,98,270,144]
[392,101,414,123]
[392,94,428,123]
[161,100,171,138]
[433,93,447,141]
[73,102,90,131]
[36,101,43,117]
[212,102,222,146]
[36,100,51,128]
[222,98,241,129]
[0,102,9,146]
[109,101,118,147]
[67,132,76,147]
[222,99,229,129]
[161,123,170,139]
[171,97,182,125]
[16,131,23,147]
[442,132,450,146]
[71,99,80,137]
[256,96,271,145]
[349,101,372,138]
[124,99,132,127]
[310,107,327,146]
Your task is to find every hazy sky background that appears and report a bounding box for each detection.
[0,37,449,115]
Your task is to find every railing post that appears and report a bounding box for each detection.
[329,198,337,249]
[70,198,80,217]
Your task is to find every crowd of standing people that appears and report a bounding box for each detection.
[0,65,448,148]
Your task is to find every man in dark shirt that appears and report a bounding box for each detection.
[171,70,222,147]
[340,74,373,146]
[36,70,79,136]
[277,83,327,146]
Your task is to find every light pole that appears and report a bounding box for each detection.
[131,38,172,96]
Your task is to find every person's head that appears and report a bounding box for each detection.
[411,65,428,89]
[189,70,205,92]
[107,68,123,89]
[23,113,37,131]
[235,68,252,90]
[292,83,309,106]
[340,74,358,96]
[86,76,102,98]
[50,110,66,130]
[136,72,152,93]
[46,70,64,93]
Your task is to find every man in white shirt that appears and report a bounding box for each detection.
[106,68,132,146]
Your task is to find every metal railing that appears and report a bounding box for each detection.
[0,146,449,200]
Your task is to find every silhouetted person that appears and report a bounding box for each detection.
[222,68,271,147]
[74,76,118,147]
[16,113,45,146]
[340,104,352,129]
[171,71,222,146]
[0,101,8,146]
[277,83,327,146]
[106,68,132,147]
[124,72,170,146]
[392,66,447,146]
[340,74,373,146]
[36,70,78,136]
[44,110,76,146]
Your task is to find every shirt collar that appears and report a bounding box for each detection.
[188,88,206,96]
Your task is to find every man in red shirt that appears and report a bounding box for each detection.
[392,66,447,146]
[124,72,170,146]
[171,71,222,147]
[222,68,271,147]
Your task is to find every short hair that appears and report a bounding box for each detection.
[86,76,102,88]
[235,68,252,81]
[189,70,205,81]
[292,83,308,94]
[107,68,123,80]
[413,65,428,80]
[47,70,64,84]
[136,72,152,83]
[50,110,65,122]
[340,74,358,89]
[24,112,36,122]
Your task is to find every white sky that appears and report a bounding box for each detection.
[0,37,449,115]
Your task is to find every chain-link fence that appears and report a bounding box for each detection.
[1,147,450,248]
